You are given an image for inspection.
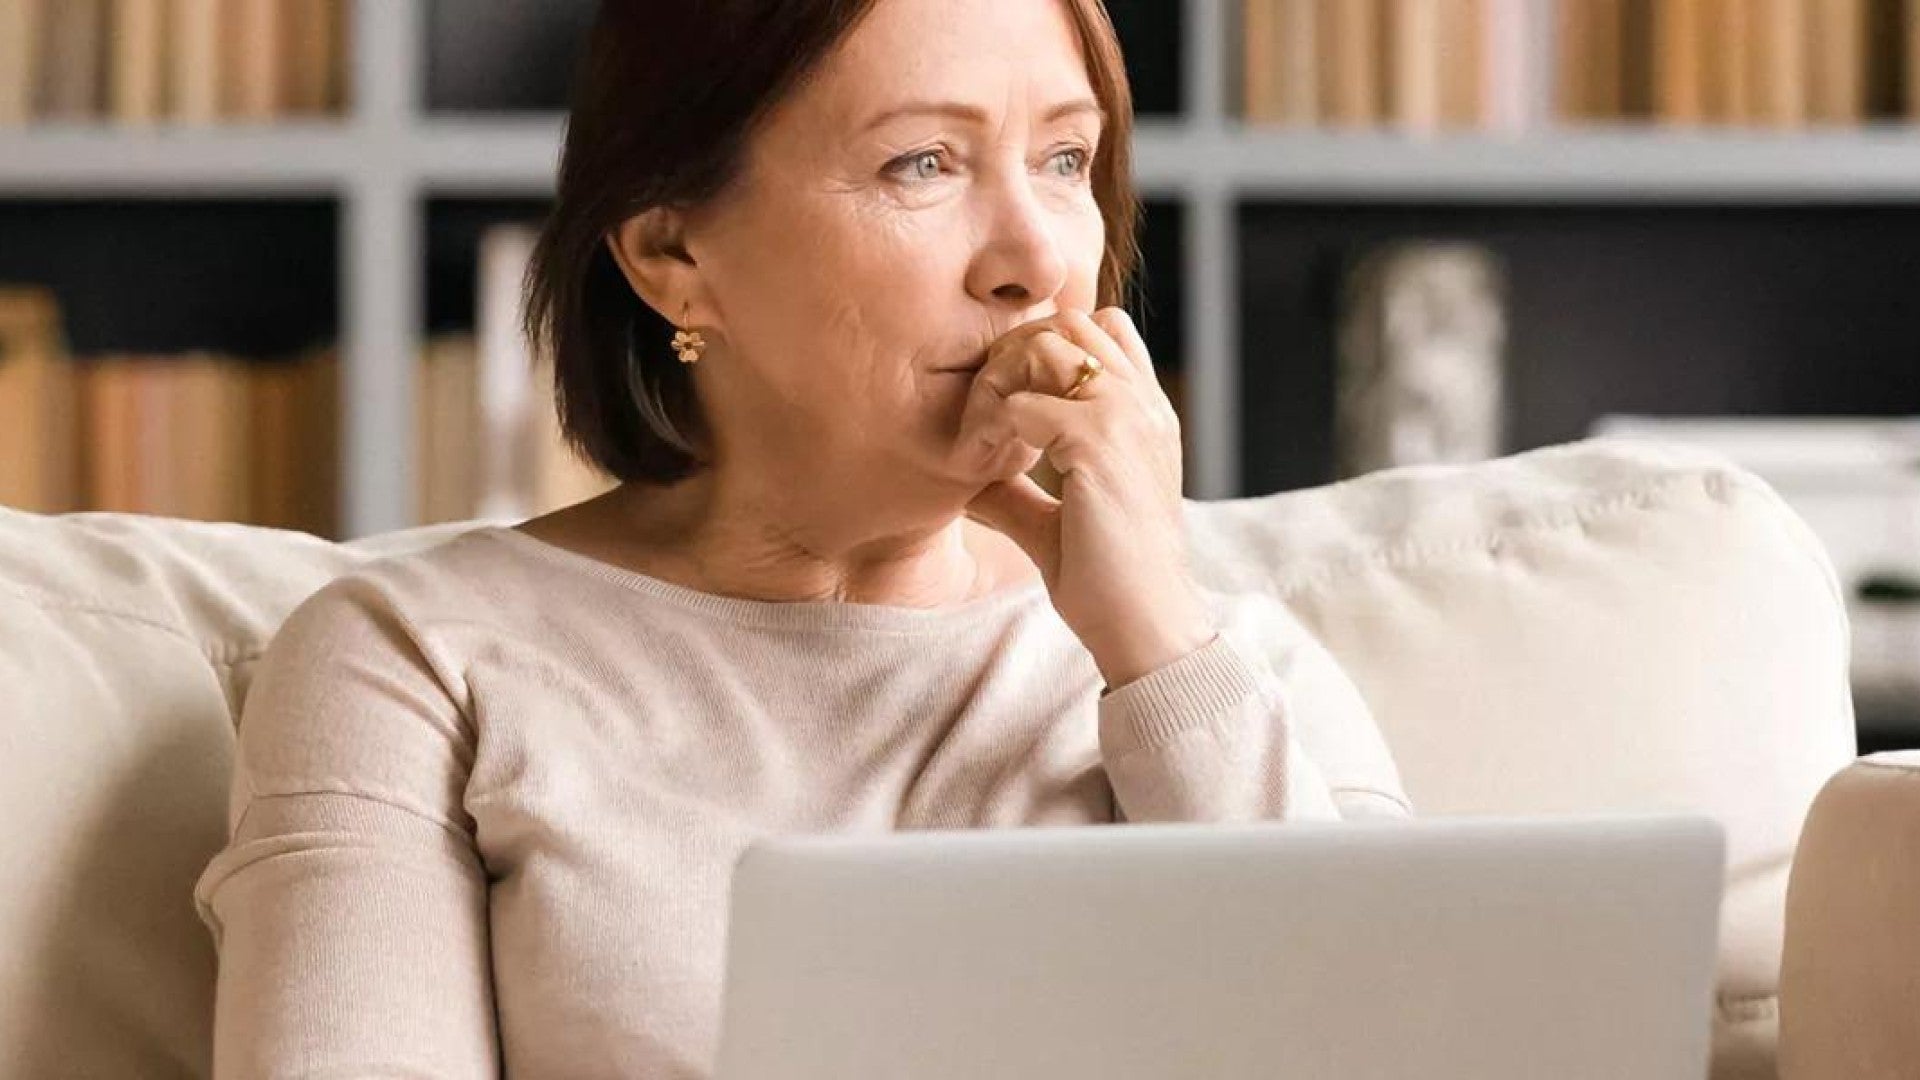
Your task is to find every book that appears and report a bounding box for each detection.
[79,358,144,513]
[1437,0,1485,129]
[109,0,167,124]
[1554,0,1588,120]
[249,345,338,535]
[0,287,79,513]
[169,0,221,124]
[1704,0,1753,124]
[1320,0,1383,126]
[1910,0,1920,117]
[0,0,44,125]
[1244,0,1320,126]
[1275,0,1320,125]
[328,0,351,113]
[1651,0,1707,124]
[476,223,616,521]
[225,0,280,120]
[163,353,253,523]
[1807,0,1866,124]
[418,332,480,525]
[1386,0,1444,132]
[1558,0,1632,121]
[1619,0,1656,118]
[1750,0,1808,127]
[1244,0,1279,121]
[1483,0,1555,132]
[69,349,335,531]
[77,354,240,521]
[281,0,337,115]
[1864,0,1902,118]
[1585,0,1625,119]
[36,0,106,120]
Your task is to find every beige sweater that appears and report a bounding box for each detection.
[193,525,1411,1078]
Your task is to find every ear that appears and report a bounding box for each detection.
[606,205,711,330]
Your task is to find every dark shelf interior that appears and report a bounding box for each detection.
[0,199,337,357]
[425,0,597,114]
[424,196,548,333]
[1239,200,1920,496]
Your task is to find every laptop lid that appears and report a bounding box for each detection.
[714,813,1724,1080]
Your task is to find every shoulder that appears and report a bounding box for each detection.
[257,527,557,707]
[280,526,578,642]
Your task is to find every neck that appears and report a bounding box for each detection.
[603,466,994,609]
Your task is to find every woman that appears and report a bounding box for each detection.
[193,0,1412,1075]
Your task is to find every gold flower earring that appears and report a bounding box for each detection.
[672,301,706,364]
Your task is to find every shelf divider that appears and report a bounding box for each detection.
[1182,0,1238,498]
[340,0,427,537]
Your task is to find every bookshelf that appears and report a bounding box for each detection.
[8,1,1920,536]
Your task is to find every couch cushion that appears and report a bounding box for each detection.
[0,510,478,1078]
[1185,435,1859,1080]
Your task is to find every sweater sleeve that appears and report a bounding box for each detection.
[1096,593,1414,825]
[191,575,501,1079]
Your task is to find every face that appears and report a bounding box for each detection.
[655,0,1108,503]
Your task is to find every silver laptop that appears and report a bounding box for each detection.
[713,813,1725,1080]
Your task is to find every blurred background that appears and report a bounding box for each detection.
[3,0,1919,745]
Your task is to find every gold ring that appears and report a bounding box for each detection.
[1062,353,1103,400]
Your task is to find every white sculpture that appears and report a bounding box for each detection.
[1335,242,1509,479]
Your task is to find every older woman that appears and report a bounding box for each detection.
[194,0,1411,1076]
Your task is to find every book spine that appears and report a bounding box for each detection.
[109,0,168,124]
[37,0,106,120]
[1807,0,1865,124]
[169,0,220,124]
[0,0,44,124]
[1244,0,1279,122]
[1751,0,1808,127]
[1652,0,1707,124]
[1275,0,1319,125]
[1321,0,1383,126]
[1387,0,1444,132]
[226,0,281,120]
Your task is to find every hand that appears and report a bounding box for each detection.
[958,306,1216,691]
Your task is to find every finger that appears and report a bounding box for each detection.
[1029,329,1110,400]
[1090,305,1180,423]
[1050,308,1139,384]
[964,473,1060,566]
[999,390,1108,477]
[973,326,1101,404]
[1090,307,1153,377]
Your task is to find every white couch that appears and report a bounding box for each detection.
[0,436,1905,1078]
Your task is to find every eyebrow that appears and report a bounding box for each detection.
[860,97,1107,133]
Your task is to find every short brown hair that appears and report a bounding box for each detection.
[523,0,1144,486]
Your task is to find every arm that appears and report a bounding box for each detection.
[1098,593,1413,825]
[192,575,500,1078]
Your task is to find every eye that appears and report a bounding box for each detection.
[887,148,949,183]
[1050,146,1093,178]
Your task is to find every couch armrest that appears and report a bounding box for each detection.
[1779,751,1920,1079]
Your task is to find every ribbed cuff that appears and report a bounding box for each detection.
[1096,630,1264,760]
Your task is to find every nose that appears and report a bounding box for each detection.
[964,171,1071,310]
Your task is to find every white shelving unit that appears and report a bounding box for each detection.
[8,0,1920,535]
